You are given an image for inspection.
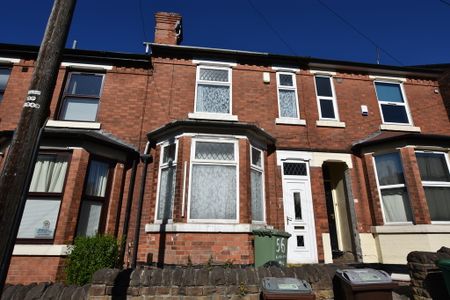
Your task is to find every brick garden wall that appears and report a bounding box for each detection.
[6,256,65,285]
[140,233,254,266]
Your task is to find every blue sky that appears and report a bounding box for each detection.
[1,0,449,66]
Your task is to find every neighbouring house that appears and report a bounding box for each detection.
[0,12,449,284]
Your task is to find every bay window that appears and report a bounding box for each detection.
[250,146,265,222]
[17,153,70,240]
[77,159,111,236]
[189,140,238,221]
[416,151,450,222]
[156,142,177,221]
[374,152,413,223]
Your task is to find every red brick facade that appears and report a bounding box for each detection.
[1,12,450,283]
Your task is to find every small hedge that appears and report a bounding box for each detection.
[65,235,119,285]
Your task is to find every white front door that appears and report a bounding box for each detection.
[282,162,317,264]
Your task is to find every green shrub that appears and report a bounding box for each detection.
[65,235,119,285]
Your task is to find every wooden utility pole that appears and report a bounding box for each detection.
[0,0,77,293]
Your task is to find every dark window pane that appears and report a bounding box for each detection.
[375,153,405,185]
[425,187,450,221]
[315,77,332,97]
[416,153,450,182]
[251,147,262,167]
[297,235,305,247]
[283,163,307,176]
[375,82,404,103]
[293,192,302,220]
[67,73,103,96]
[0,68,11,102]
[0,68,11,89]
[320,99,335,119]
[163,144,176,164]
[279,74,293,86]
[381,104,409,124]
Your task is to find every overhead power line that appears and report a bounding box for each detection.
[316,0,404,66]
[246,0,298,56]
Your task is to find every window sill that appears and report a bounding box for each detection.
[379,124,421,132]
[316,120,346,128]
[13,244,69,256]
[188,112,238,122]
[145,223,269,233]
[275,118,306,126]
[46,120,101,129]
[371,224,450,234]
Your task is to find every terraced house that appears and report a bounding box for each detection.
[1,12,450,284]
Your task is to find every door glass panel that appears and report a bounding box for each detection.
[283,162,307,176]
[297,235,305,247]
[294,192,302,220]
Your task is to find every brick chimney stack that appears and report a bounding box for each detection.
[154,12,183,45]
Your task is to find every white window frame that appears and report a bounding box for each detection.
[193,65,233,116]
[373,152,413,225]
[187,138,239,223]
[415,151,450,224]
[276,72,301,120]
[154,140,178,223]
[250,146,266,224]
[373,80,413,126]
[314,75,339,121]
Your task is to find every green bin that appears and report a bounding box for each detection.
[436,259,450,296]
[253,228,291,267]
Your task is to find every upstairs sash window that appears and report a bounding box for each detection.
[59,72,104,122]
[195,66,231,114]
[315,76,339,120]
[374,82,411,125]
[277,72,299,119]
